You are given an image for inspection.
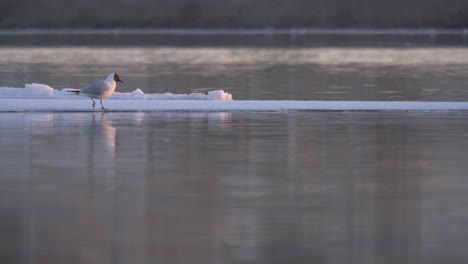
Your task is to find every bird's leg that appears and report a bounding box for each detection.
[90,97,96,108]
[100,99,106,110]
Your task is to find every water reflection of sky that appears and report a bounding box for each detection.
[1,112,468,263]
[2,47,468,100]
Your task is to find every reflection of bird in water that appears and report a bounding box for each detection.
[68,73,124,110]
[91,113,116,157]
[85,113,117,192]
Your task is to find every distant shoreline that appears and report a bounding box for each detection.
[2,28,468,47]
[1,28,468,36]
[2,0,467,29]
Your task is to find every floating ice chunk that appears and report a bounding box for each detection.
[0,83,55,97]
[0,87,23,97]
[0,84,233,101]
[111,88,147,99]
[24,83,54,96]
[131,88,145,96]
[111,89,233,100]
[55,88,76,97]
[207,90,233,100]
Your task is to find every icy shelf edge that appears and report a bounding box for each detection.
[1,99,468,112]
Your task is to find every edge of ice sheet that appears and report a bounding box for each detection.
[1,99,468,112]
[0,28,464,35]
[2,84,468,112]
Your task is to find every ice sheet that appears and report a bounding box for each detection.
[1,83,468,112]
[1,99,468,112]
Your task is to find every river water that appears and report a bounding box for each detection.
[1,35,468,264]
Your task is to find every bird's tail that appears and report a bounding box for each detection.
[67,89,80,95]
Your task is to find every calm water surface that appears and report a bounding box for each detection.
[2,46,468,101]
[1,112,468,264]
[1,36,468,263]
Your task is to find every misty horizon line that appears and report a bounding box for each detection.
[2,28,468,36]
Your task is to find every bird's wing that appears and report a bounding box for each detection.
[80,80,111,96]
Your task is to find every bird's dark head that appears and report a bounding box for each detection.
[113,73,124,83]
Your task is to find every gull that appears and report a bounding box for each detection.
[68,73,124,110]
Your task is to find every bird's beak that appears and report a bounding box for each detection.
[118,80,124,83]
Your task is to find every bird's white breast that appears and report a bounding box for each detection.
[100,80,116,99]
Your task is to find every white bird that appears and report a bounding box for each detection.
[68,73,124,110]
